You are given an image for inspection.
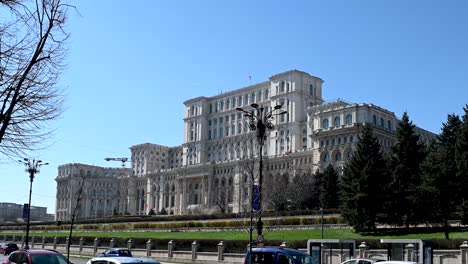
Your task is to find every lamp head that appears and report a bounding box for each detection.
[274,105,282,110]
[235,107,244,112]
[251,103,258,109]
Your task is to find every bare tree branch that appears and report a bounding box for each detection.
[0,0,68,159]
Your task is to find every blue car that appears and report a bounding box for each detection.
[245,247,315,264]
[98,248,132,257]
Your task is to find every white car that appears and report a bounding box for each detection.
[341,259,385,264]
[85,256,160,264]
[341,259,416,264]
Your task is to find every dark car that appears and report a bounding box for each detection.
[2,249,69,264]
[0,243,18,256]
[98,248,132,257]
[245,247,315,264]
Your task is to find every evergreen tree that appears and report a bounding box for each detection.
[455,105,468,224]
[386,112,426,226]
[340,125,388,232]
[421,114,462,239]
[313,169,326,209]
[323,164,340,209]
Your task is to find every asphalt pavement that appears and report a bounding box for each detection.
[0,254,176,264]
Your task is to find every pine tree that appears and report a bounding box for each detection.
[387,112,426,227]
[455,105,468,224]
[313,169,326,209]
[323,164,340,209]
[421,114,462,239]
[340,125,388,232]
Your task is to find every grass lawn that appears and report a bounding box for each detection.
[2,229,468,241]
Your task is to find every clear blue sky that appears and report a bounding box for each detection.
[1,0,467,214]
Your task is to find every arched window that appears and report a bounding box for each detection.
[373,115,377,125]
[335,152,342,161]
[346,114,352,125]
[322,119,329,129]
[388,120,392,131]
[380,118,384,127]
[347,151,353,160]
[323,152,330,162]
[334,116,341,127]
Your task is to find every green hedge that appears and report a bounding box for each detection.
[0,215,345,232]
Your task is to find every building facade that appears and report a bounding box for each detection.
[55,70,434,220]
[0,202,53,222]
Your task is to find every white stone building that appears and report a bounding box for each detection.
[55,70,434,220]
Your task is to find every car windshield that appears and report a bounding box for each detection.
[31,254,69,264]
[119,249,132,256]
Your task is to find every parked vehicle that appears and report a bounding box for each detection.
[97,248,132,257]
[340,259,415,264]
[341,259,386,264]
[2,249,69,264]
[245,247,315,264]
[0,243,18,256]
[86,256,160,264]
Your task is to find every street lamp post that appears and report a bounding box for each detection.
[236,103,287,245]
[19,158,48,249]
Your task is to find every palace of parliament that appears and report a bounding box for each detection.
[55,70,434,221]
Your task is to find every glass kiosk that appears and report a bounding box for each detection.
[307,239,356,264]
[380,239,432,264]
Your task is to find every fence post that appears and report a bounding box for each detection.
[31,237,35,249]
[42,237,46,249]
[405,244,415,262]
[359,242,367,259]
[79,237,84,254]
[146,239,153,257]
[94,238,100,254]
[110,238,116,248]
[66,237,70,251]
[12,235,16,242]
[53,237,58,250]
[191,240,199,260]
[217,241,225,262]
[127,239,133,251]
[460,241,468,264]
[21,236,25,249]
[3,235,6,241]
[168,240,174,258]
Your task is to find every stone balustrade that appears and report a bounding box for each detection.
[3,235,468,264]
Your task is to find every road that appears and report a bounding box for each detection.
[0,253,177,264]
[0,254,87,263]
